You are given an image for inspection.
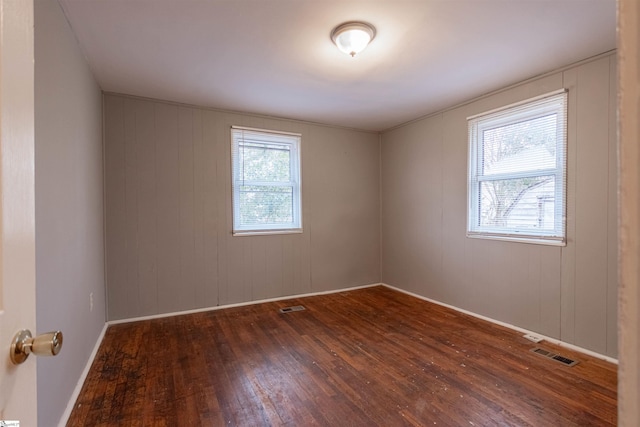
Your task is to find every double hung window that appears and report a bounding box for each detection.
[467,91,568,244]
[231,127,302,235]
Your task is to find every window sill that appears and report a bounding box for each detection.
[466,233,566,247]
[233,228,303,237]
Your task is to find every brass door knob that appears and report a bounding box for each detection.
[10,329,63,365]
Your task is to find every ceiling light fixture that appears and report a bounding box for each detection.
[330,21,376,57]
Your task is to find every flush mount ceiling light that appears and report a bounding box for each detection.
[330,21,376,57]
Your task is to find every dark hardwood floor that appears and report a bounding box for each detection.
[67,286,617,426]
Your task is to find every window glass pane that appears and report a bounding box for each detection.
[482,114,557,175]
[238,185,293,225]
[238,142,291,182]
[479,176,556,230]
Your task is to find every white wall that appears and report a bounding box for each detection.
[34,0,105,425]
[103,95,380,320]
[381,52,617,358]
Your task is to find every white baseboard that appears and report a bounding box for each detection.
[58,322,109,427]
[108,283,382,325]
[382,283,618,365]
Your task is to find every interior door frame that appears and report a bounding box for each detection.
[618,0,640,425]
[0,0,37,425]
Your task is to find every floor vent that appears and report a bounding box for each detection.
[530,347,579,367]
[279,305,305,314]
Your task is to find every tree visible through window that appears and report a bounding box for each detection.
[467,91,567,244]
[231,127,302,235]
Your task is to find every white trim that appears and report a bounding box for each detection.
[233,228,303,237]
[381,283,618,365]
[108,283,382,325]
[466,233,566,246]
[231,125,301,137]
[58,323,109,427]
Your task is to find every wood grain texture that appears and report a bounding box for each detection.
[605,55,618,357]
[67,286,617,426]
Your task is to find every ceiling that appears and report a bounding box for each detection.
[57,0,616,132]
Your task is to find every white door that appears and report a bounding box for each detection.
[0,0,37,426]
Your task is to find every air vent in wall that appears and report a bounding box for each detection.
[279,305,305,313]
[530,347,579,367]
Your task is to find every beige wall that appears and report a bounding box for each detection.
[104,95,380,320]
[381,53,618,357]
[34,0,105,425]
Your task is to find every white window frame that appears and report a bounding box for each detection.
[467,90,568,245]
[231,126,302,236]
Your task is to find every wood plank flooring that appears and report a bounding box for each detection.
[67,286,617,426]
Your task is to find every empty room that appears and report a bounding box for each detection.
[2,0,639,426]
